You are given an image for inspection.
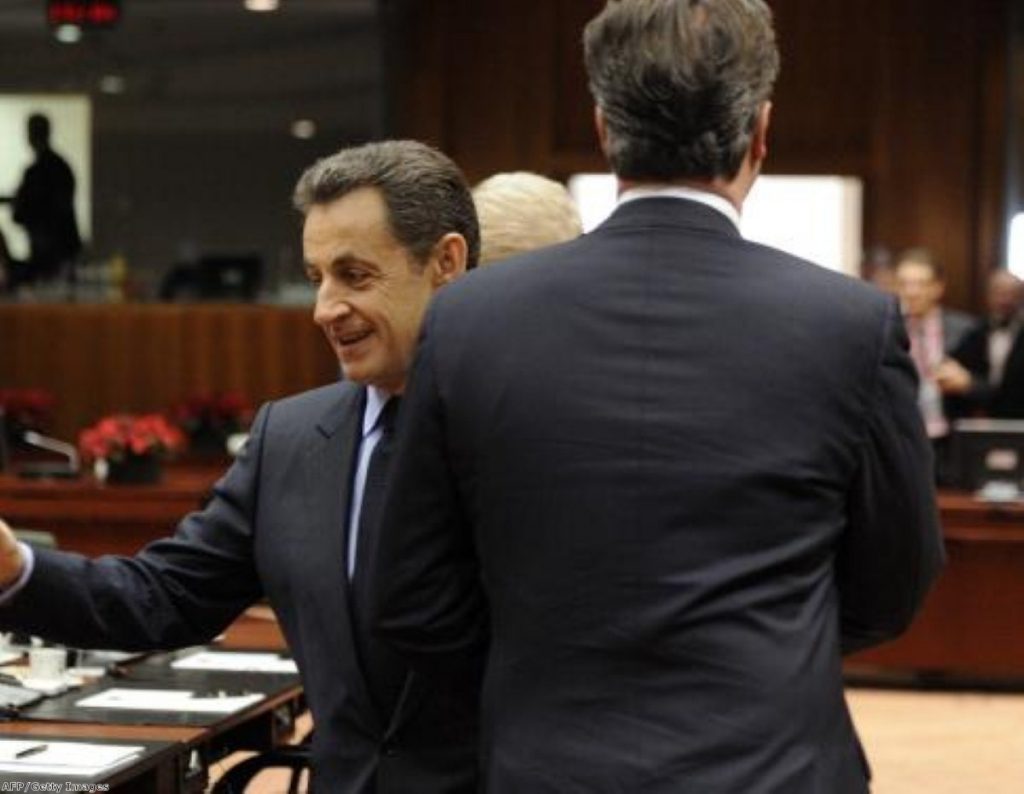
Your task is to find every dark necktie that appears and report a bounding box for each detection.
[353,396,400,581]
[350,396,406,715]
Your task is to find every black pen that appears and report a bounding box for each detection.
[15,744,48,758]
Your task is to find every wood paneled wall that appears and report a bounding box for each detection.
[388,0,1009,311]
[0,304,338,440]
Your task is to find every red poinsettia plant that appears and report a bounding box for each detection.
[170,391,253,438]
[0,387,56,432]
[78,413,186,464]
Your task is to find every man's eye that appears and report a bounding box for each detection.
[346,269,371,286]
[305,270,322,285]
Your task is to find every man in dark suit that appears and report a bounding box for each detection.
[949,270,1024,417]
[0,140,481,792]
[370,2,944,792]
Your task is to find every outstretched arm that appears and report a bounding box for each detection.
[0,405,275,651]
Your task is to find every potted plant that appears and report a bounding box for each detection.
[170,391,253,455]
[0,388,56,444]
[78,413,186,485]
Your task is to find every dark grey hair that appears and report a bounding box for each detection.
[584,0,780,181]
[293,139,480,270]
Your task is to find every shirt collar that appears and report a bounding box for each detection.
[618,185,741,231]
[361,386,391,437]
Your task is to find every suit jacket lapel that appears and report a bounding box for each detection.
[304,384,384,733]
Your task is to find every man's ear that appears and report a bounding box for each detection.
[750,101,772,166]
[430,233,468,287]
[594,105,611,158]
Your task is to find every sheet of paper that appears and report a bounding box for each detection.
[0,650,22,665]
[76,687,262,714]
[0,739,143,777]
[171,650,297,674]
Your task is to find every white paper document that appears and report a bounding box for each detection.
[170,650,298,674]
[76,687,262,714]
[0,650,22,665]
[0,739,143,777]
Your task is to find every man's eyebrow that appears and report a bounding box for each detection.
[303,253,380,273]
[330,253,379,272]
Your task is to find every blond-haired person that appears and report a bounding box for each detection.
[473,171,581,265]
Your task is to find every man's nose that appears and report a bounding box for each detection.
[313,284,352,326]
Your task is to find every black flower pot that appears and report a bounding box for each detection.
[106,453,162,485]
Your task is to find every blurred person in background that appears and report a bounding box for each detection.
[949,269,1024,418]
[7,113,81,288]
[472,171,582,265]
[895,248,975,455]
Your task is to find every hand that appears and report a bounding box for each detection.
[0,519,25,589]
[934,358,973,394]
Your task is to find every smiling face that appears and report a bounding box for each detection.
[304,187,439,394]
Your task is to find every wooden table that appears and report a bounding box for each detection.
[0,735,184,791]
[847,490,1024,683]
[0,610,301,792]
[0,465,223,556]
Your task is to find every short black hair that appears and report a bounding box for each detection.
[584,0,780,181]
[293,140,479,270]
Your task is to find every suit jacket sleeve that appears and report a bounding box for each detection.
[0,404,272,650]
[949,324,996,413]
[839,298,945,654]
[369,306,488,669]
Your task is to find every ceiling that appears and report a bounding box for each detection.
[0,0,384,134]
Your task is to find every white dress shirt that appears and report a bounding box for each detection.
[618,184,742,230]
[346,385,392,578]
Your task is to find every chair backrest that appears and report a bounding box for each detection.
[12,529,58,549]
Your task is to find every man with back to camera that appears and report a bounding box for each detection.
[0,140,482,792]
[369,2,945,792]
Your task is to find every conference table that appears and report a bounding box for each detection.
[0,610,303,792]
[846,491,1024,684]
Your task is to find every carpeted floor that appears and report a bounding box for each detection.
[214,688,1024,792]
[848,688,1024,793]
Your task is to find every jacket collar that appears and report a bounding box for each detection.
[596,195,743,240]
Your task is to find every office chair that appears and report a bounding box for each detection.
[210,740,310,794]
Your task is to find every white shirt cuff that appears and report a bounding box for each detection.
[0,542,35,605]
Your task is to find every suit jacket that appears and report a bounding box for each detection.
[951,318,1024,418]
[941,308,975,355]
[1,383,478,793]
[371,198,944,794]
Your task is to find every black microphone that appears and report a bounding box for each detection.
[17,430,80,479]
[0,408,9,473]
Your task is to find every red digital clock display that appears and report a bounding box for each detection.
[48,0,122,28]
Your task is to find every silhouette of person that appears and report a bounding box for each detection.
[10,113,81,286]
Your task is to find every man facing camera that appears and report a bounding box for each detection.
[370,2,943,793]
[895,248,976,437]
[0,140,480,792]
